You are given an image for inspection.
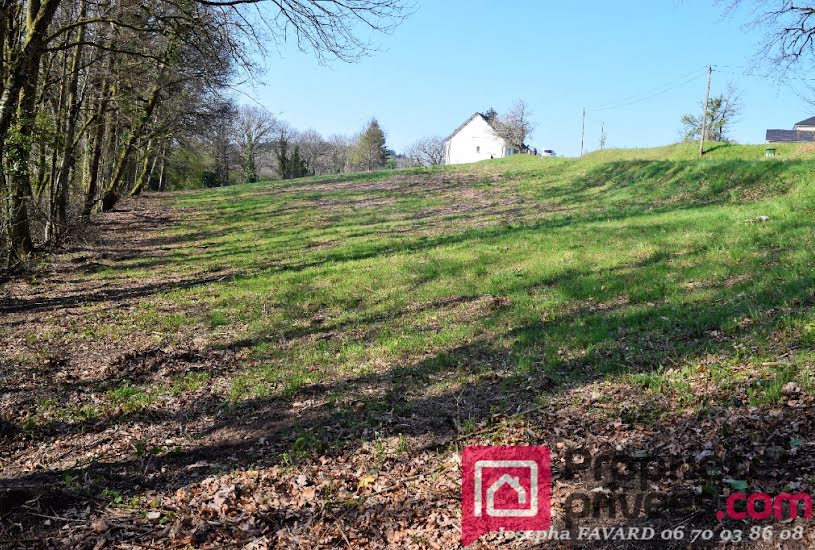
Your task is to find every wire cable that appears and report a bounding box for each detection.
[587,68,709,112]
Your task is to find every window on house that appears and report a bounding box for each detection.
[476,146,481,153]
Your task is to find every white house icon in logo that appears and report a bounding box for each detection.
[474,460,538,517]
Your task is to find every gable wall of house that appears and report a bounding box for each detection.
[445,116,508,165]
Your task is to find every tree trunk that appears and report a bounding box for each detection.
[48,0,86,243]
[81,42,116,222]
[100,78,162,211]
[0,1,7,255]
[81,104,106,221]
[33,128,50,199]
[0,0,61,148]
[157,146,167,191]
[6,65,41,264]
[1,0,62,266]
[130,139,154,197]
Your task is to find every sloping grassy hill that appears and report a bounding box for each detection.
[4,142,815,546]
[155,143,815,405]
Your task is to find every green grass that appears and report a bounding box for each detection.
[37,141,815,435]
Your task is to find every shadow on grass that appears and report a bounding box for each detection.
[0,272,233,316]
[88,158,811,279]
[3,237,813,512]
[2,158,815,541]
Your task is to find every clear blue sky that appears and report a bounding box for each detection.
[239,0,814,157]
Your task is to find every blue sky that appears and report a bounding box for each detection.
[239,0,814,157]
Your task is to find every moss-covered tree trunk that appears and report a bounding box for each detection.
[100,78,161,212]
[130,139,155,197]
[6,58,42,264]
[1,0,62,266]
[48,0,86,243]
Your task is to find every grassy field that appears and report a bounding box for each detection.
[3,141,815,546]
[104,141,815,411]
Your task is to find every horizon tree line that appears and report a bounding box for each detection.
[180,108,396,188]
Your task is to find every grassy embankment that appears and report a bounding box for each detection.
[44,141,815,423]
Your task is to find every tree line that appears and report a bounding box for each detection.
[190,98,534,188]
[0,0,407,269]
[175,103,484,190]
[185,108,398,188]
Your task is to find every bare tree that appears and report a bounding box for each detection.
[294,128,329,174]
[233,105,278,183]
[232,0,410,63]
[494,100,534,151]
[212,100,238,186]
[727,1,815,72]
[405,136,445,166]
[325,134,353,173]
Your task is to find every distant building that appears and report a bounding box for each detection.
[765,116,815,143]
[443,113,519,165]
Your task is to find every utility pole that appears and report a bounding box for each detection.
[600,121,606,149]
[580,108,586,157]
[699,65,712,156]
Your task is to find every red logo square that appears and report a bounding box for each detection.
[461,446,551,546]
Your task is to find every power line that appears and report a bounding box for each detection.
[587,67,706,111]
[587,70,708,112]
[576,66,712,157]
[715,67,815,82]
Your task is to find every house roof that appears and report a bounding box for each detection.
[444,112,502,142]
[766,129,815,143]
[794,116,815,127]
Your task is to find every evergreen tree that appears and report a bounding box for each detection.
[289,145,311,178]
[243,146,258,183]
[276,137,311,179]
[353,118,388,170]
[275,135,290,179]
[482,108,498,123]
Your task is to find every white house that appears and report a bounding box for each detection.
[443,113,518,165]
